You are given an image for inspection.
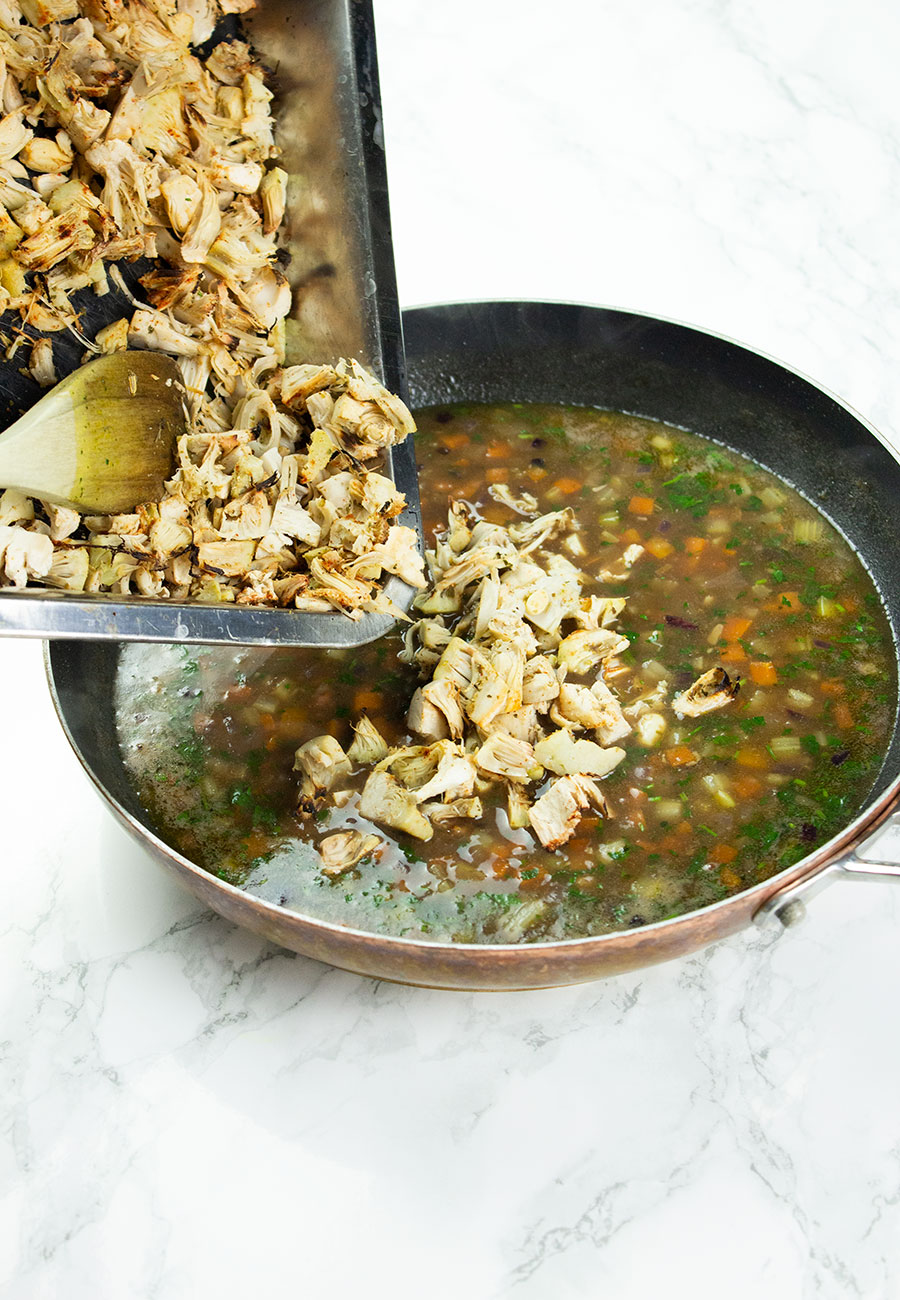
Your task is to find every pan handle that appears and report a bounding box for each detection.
[754,815,900,928]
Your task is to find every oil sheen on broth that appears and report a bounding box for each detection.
[115,405,897,945]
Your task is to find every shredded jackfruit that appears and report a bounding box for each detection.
[0,0,423,604]
[300,501,635,850]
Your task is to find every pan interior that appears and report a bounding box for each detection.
[46,303,900,943]
[401,303,900,807]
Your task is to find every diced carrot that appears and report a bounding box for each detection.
[777,590,802,612]
[820,679,845,696]
[719,642,747,663]
[749,661,778,686]
[628,495,655,516]
[486,467,508,483]
[439,432,469,451]
[732,773,763,798]
[485,440,511,460]
[265,733,280,752]
[722,616,752,642]
[700,554,732,575]
[665,745,700,767]
[520,868,551,893]
[839,593,859,614]
[526,466,547,482]
[354,687,383,713]
[635,839,657,852]
[492,861,517,880]
[834,701,854,729]
[258,711,276,730]
[675,819,693,837]
[736,747,768,769]
[620,527,642,545]
[245,830,271,859]
[553,477,582,495]
[710,843,738,864]
[659,833,682,852]
[645,536,674,559]
[719,867,742,890]
[277,707,306,728]
[685,536,707,555]
[225,684,254,703]
[274,709,310,739]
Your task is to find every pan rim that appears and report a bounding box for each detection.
[45,298,900,959]
[404,295,899,463]
[45,634,900,951]
[43,632,900,953]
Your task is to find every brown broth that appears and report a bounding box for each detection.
[115,404,897,944]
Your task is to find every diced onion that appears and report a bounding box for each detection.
[788,688,814,707]
[770,735,802,757]
[652,798,683,822]
[794,518,826,543]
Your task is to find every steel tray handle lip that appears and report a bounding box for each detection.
[753,812,900,929]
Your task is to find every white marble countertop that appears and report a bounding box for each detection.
[4,1,900,1295]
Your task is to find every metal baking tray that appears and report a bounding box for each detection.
[0,0,421,646]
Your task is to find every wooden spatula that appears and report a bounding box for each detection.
[0,351,187,514]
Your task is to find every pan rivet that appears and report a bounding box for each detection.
[775,899,807,928]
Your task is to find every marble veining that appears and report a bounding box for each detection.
[4,0,900,1295]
